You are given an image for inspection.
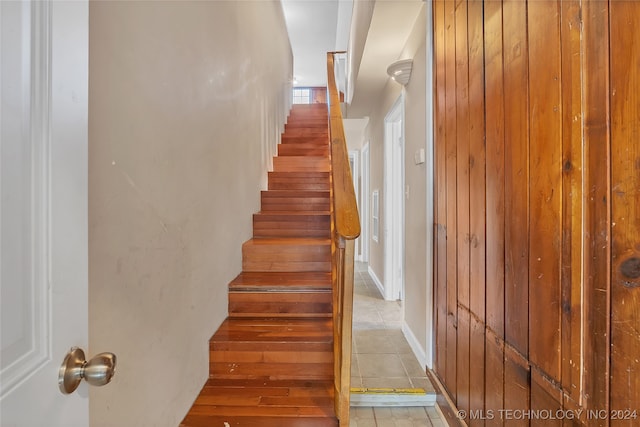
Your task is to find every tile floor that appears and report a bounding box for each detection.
[350,262,446,427]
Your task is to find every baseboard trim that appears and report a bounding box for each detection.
[402,321,428,370]
[367,265,385,297]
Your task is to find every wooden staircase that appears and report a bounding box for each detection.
[180,103,340,427]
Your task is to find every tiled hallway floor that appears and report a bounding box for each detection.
[350,262,446,427]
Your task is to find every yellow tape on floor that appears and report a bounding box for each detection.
[350,387,427,395]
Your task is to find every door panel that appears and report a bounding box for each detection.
[1,1,89,425]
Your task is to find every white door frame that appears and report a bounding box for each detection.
[360,142,370,263]
[348,150,361,260]
[424,3,435,369]
[1,1,89,424]
[383,96,405,301]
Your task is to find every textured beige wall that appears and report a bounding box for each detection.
[367,82,401,286]
[88,2,291,425]
[403,30,427,353]
[366,6,428,353]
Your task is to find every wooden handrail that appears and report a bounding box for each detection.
[327,53,361,240]
[327,51,360,427]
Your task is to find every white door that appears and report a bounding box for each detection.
[1,1,89,426]
[383,96,405,301]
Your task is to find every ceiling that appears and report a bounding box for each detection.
[281,0,424,118]
[281,0,353,88]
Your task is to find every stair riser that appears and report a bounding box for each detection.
[273,157,329,172]
[261,195,330,212]
[229,292,332,316]
[253,215,330,238]
[242,261,331,273]
[253,228,330,238]
[280,136,328,145]
[242,241,331,272]
[285,122,327,129]
[282,131,328,139]
[210,350,333,364]
[267,181,330,191]
[229,272,332,291]
[278,145,329,157]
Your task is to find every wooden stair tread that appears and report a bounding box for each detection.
[243,237,330,246]
[261,190,330,197]
[210,362,332,381]
[254,210,331,216]
[212,318,332,343]
[268,171,330,177]
[230,272,332,291]
[280,136,329,145]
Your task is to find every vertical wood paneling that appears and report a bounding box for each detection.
[559,0,583,401]
[434,0,448,383]
[502,0,529,359]
[582,0,611,420]
[483,0,505,344]
[527,0,562,383]
[444,0,459,399]
[454,0,471,413]
[609,1,640,421]
[482,2,505,423]
[467,0,486,423]
[432,2,638,425]
[455,0,471,312]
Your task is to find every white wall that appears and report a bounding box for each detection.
[344,117,369,151]
[88,2,292,425]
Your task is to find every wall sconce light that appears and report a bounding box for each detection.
[386,59,413,86]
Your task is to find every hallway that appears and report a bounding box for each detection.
[350,263,446,427]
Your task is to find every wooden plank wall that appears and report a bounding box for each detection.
[432,1,640,426]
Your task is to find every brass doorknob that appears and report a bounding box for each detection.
[58,347,117,394]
